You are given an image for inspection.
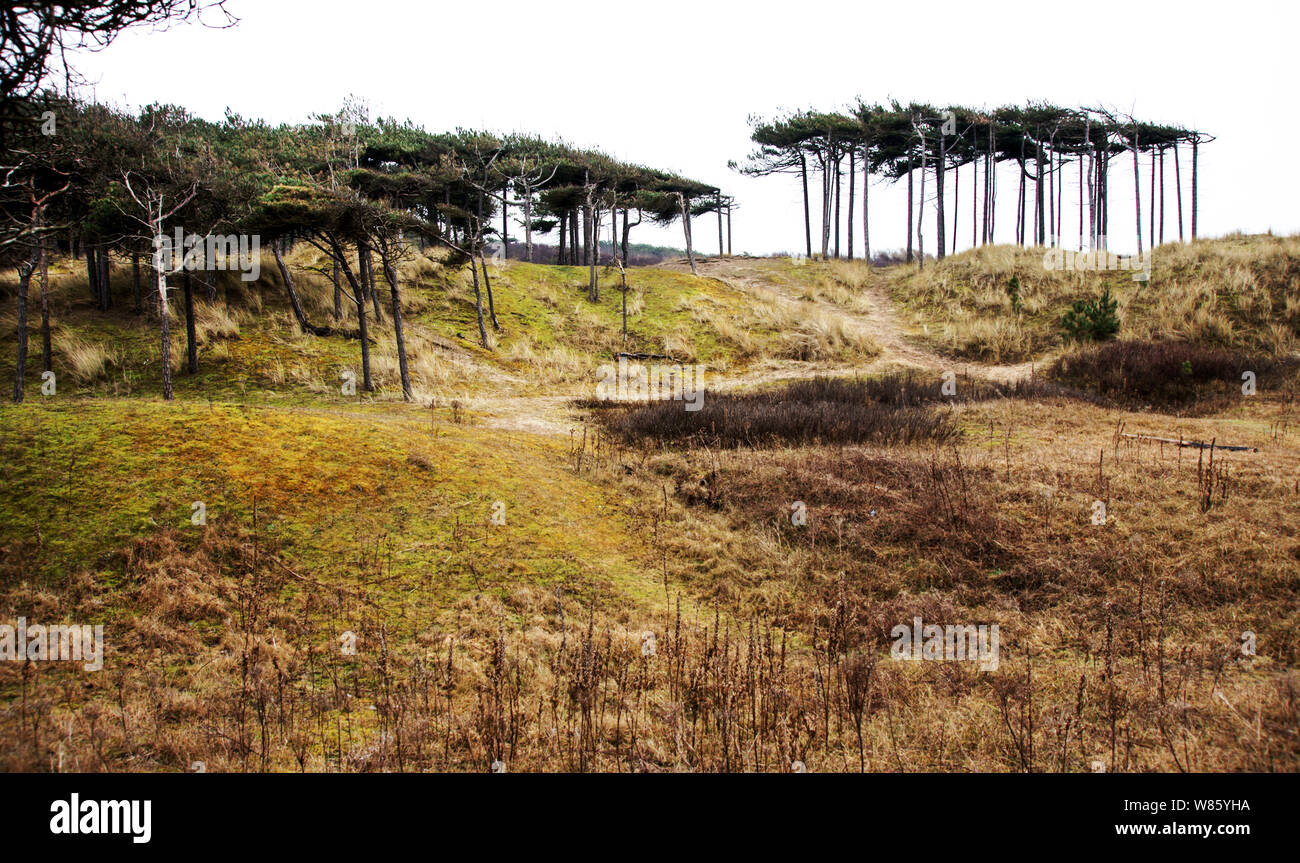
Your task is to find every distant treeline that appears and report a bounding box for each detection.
[503,240,687,267]
[734,101,1213,266]
[0,93,730,404]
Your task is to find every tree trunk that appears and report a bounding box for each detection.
[1087,143,1096,248]
[570,210,578,265]
[558,212,565,264]
[1132,130,1143,256]
[328,238,374,388]
[1035,143,1045,246]
[85,245,97,302]
[332,253,342,319]
[1091,145,1099,248]
[1100,150,1109,249]
[622,207,641,266]
[587,207,599,301]
[1047,144,1054,246]
[680,193,697,275]
[1149,150,1156,250]
[847,149,855,260]
[1056,148,1064,245]
[363,243,382,322]
[132,253,142,313]
[1016,142,1026,246]
[468,250,489,348]
[146,256,157,321]
[1102,153,1110,248]
[972,129,979,248]
[620,260,628,343]
[98,247,110,311]
[582,204,590,267]
[272,244,331,336]
[381,250,413,401]
[1174,143,1184,242]
[1191,138,1199,240]
[906,151,914,263]
[820,150,832,258]
[39,234,51,374]
[917,133,927,270]
[352,239,375,391]
[524,185,534,263]
[951,146,959,256]
[1158,147,1165,246]
[988,126,997,243]
[481,253,501,327]
[717,190,724,257]
[833,155,841,258]
[941,133,951,257]
[621,208,629,264]
[862,147,871,263]
[11,249,35,403]
[981,138,990,245]
[183,270,197,374]
[1079,144,1085,249]
[157,250,174,401]
[799,153,812,258]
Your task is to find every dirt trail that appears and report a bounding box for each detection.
[669,257,941,376]
[661,257,1044,386]
[464,256,1046,435]
[467,393,578,436]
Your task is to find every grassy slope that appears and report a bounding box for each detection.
[0,400,657,604]
[779,234,1300,364]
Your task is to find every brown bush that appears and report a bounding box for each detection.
[1048,340,1288,414]
[596,372,1081,448]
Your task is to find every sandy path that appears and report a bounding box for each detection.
[661,257,1044,385]
[456,256,1048,435]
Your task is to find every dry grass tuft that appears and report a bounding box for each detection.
[52,330,115,384]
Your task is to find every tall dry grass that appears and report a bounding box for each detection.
[11,394,1293,774]
[878,235,1300,362]
[52,330,115,384]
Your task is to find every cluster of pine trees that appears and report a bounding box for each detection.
[733,100,1212,265]
[1,93,726,403]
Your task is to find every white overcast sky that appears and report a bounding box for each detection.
[70,0,1297,256]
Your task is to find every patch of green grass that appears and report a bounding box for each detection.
[0,399,668,621]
